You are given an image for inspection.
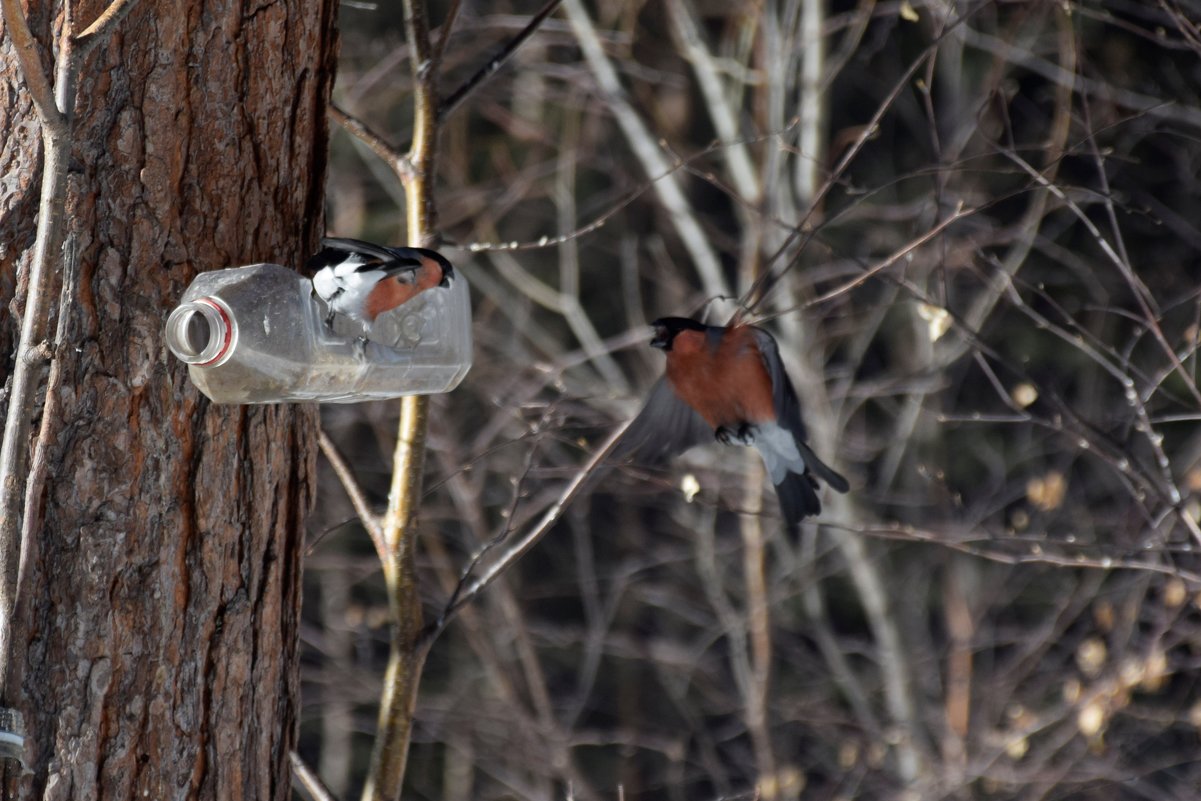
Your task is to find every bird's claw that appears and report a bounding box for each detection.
[715,424,753,446]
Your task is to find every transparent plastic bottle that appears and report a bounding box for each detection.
[165,263,472,403]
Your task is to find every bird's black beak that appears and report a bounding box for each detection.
[650,328,668,349]
[439,264,454,288]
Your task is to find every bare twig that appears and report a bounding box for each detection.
[739,460,776,790]
[291,750,342,801]
[562,0,727,300]
[438,0,563,121]
[428,0,462,77]
[834,521,1201,586]
[795,0,827,204]
[20,235,77,549]
[0,0,65,132]
[998,147,1201,409]
[462,122,799,255]
[943,559,974,766]
[73,0,140,54]
[664,0,758,203]
[742,1,986,313]
[334,0,562,199]
[329,103,412,180]
[799,528,882,737]
[317,429,384,557]
[840,516,925,781]
[805,201,972,307]
[479,235,628,390]
[433,416,634,629]
[432,417,546,635]
[962,24,1201,129]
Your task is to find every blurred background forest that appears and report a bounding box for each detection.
[300,1,1201,799]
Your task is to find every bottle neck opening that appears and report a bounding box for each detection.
[165,297,235,366]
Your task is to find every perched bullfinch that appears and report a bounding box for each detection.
[613,317,849,524]
[308,237,454,326]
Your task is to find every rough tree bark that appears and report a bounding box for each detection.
[0,0,337,798]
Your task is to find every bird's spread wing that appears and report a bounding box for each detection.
[748,327,807,440]
[749,326,850,493]
[609,377,713,466]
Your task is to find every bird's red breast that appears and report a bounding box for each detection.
[363,257,447,321]
[664,326,777,429]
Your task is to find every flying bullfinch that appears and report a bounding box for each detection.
[308,237,454,326]
[613,317,849,524]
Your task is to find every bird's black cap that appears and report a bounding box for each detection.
[650,317,707,349]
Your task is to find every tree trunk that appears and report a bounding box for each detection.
[0,1,337,798]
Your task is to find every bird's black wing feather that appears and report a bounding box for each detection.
[749,326,850,493]
[609,377,713,466]
[318,237,402,263]
[305,246,355,275]
[749,327,807,441]
[312,237,426,278]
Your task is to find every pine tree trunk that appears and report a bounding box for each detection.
[0,1,337,797]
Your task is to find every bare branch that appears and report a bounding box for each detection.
[429,419,544,640]
[562,0,728,300]
[72,0,140,56]
[463,123,798,254]
[329,103,412,180]
[0,0,65,131]
[428,0,462,77]
[438,0,563,121]
[739,460,776,788]
[795,0,827,204]
[838,521,1201,587]
[999,147,1201,409]
[743,2,987,313]
[291,750,342,801]
[0,6,77,700]
[360,1,442,798]
[962,23,1201,129]
[317,429,384,558]
[664,0,758,202]
[435,416,633,628]
[806,201,973,307]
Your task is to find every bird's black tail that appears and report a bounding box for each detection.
[774,471,822,525]
[798,441,850,493]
